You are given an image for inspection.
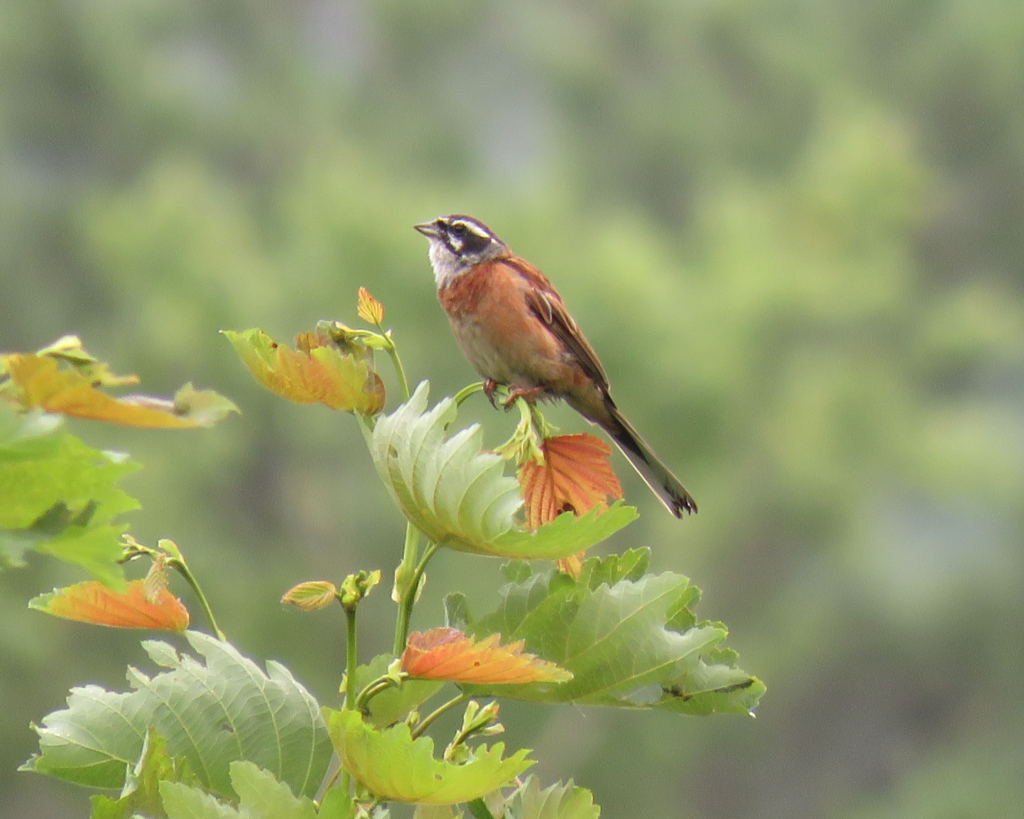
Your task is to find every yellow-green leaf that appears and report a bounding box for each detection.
[2,353,237,429]
[326,709,532,805]
[223,329,385,415]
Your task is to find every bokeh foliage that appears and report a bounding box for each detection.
[2,1,1022,817]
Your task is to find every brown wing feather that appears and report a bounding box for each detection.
[504,258,610,391]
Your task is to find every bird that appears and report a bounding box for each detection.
[414,214,697,517]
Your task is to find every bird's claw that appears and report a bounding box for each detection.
[501,386,545,411]
[483,379,499,409]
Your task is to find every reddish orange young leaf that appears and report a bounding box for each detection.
[30,580,190,631]
[357,287,385,325]
[223,329,385,415]
[402,627,572,685]
[518,433,623,529]
[2,354,238,428]
[517,433,624,578]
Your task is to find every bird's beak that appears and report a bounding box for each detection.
[414,221,442,239]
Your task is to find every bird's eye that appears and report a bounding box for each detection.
[450,223,468,237]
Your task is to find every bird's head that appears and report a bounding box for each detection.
[414,215,508,287]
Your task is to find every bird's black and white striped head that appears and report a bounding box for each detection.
[414,215,508,287]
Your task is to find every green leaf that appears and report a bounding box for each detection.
[492,503,638,560]
[465,553,765,715]
[0,402,138,582]
[326,708,533,806]
[352,654,445,728]
[34,523,130,588]
[23,631,332,800]
[504,776,600,819]
[577,547,650,587]
[318,785,357,819]
[367,383,635,560]
[89,729,188,819]
[159,781,239,819]
[443,593,470,631]
[230,760,317,819]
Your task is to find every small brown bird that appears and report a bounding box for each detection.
[415,214,696,517]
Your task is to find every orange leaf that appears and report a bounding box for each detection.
[30,580,190,631]
[2,354,237,428]
[357,287,384,325]
[518,433,623,529]
[402,627,572,685]
[518,434,623,578]
[224,329,385,415]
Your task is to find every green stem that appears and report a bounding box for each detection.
[373,323,421,655]
[452,381,484,407]
[527,399,556,439]
[375,322,410,402]
[169,558,226,641]
[344,605,359,709]
[354,674,403,713]
[391,522,421,654]
[393,540,442,654]
[410,692,469,739]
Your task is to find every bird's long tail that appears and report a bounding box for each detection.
[599,403,697,517]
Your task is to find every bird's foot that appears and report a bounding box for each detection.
[482,379,500,408]
[501,385,545,411]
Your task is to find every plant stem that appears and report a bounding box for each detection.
[392,540,441,654]
[375,322,410,402]
[452,381,484,407]
[391,522,421,654]
[169,558,226,641]
[344,605,359,710]
[410,692,469,739]
[354,674,402,713]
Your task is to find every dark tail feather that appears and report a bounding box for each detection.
[601,405,697,517]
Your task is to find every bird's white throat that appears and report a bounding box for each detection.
[427,240,472,288]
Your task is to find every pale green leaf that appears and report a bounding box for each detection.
[504,776,600,819]
[326,709,533,806]
[88,728,189,819]
[228,761,318,819]
[23,632,332,799]
[160,762,324,819]
[443,593,470,631]
[367,383,635,559]
[160,781,238,819]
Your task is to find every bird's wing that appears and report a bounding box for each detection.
[507,258,610,391]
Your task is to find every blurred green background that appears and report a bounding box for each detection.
[3,1,1024,817]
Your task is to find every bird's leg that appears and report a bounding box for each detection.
[501,385,545,411]
[482,378,500,408]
